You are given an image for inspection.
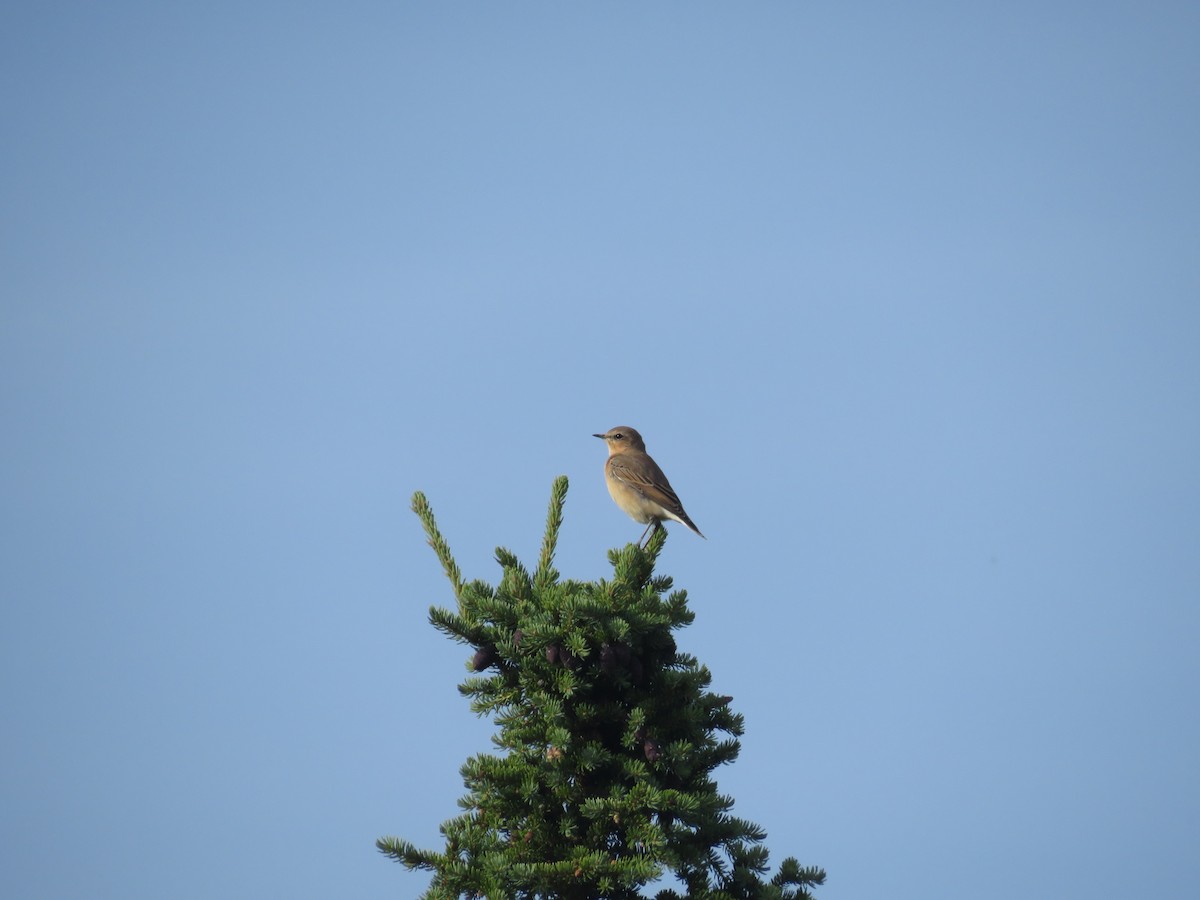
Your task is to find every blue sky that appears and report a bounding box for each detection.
[2,3,1198,898]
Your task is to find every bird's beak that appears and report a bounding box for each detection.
[592,433,607,440]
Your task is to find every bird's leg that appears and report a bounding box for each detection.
[637,520,662,549]
[637,521,656,548]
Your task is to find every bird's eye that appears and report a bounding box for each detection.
[613,433,623,440]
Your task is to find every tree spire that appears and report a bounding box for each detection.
[380,477,825,899]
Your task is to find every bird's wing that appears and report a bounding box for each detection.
[609,456,686,515]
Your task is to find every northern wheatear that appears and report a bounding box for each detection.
[593,426,705,546]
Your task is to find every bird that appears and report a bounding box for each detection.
[593,426,705,546]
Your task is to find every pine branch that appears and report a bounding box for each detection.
[412,490,464,601]
[535,475,568,590]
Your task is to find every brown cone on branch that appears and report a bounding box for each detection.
[472,645,499,671]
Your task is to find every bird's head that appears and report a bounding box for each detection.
[592,426,646,454]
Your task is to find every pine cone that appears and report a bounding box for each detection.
[472,645,498,671]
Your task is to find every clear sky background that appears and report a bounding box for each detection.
[2,3,1198,899]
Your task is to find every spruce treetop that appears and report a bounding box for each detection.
[378,476,825,899]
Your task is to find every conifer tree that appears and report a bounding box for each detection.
[378,476,825,899]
